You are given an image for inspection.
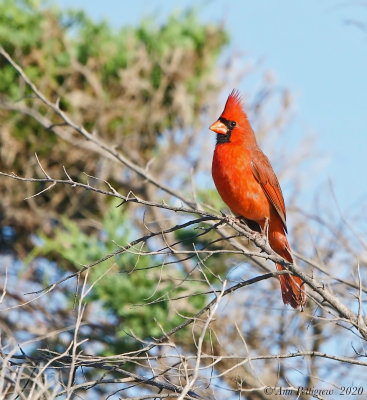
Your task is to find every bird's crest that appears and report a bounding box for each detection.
[221,89,247,123]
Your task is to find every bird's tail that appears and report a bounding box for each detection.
[276,263,306,309]
[268,226,306,309]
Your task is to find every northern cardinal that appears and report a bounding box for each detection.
[209,90,306,309]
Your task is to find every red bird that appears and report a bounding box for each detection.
[210,90,306,309]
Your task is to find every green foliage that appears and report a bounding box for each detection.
[0,0,228,249]
[30,205,207,353]
[0,0,228,133]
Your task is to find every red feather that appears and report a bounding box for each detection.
[210,90,306,309]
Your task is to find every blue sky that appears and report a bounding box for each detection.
[57,0,367,212]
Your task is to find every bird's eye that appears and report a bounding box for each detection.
[230,121,236,128]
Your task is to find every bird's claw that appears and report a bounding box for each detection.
[220,211,241,225]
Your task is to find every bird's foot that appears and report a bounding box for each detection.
[221,215,269,248]
[220,210,241,224]
[245,218,270,252]
[252,231,268,252]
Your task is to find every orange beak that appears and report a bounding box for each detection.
[209,120,227,135]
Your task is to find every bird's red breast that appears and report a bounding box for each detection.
[212,142,272,223]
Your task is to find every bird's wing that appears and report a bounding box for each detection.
[250,149,287,232]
